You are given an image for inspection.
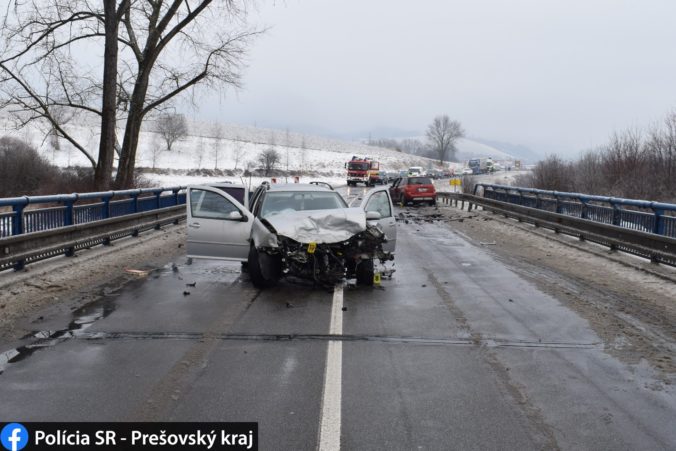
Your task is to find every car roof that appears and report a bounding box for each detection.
[266,183,334,192]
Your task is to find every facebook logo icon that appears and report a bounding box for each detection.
[0,424,28,451]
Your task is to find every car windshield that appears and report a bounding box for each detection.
[260,191,348,217]
[348,162,369,170]
[408,177,432,185]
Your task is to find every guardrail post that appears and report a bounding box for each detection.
[130,193,140,236]
[11,201,25,236]
[12,201,26,270]
[535,193,541,210]
[172,189,181,224]
[154,191,162,229]
[64,197,75,227]
[554,192,562,214]
[131,193,139,214]
[579,198,588,220]
[63,195,76,256]
[102,195,111,220]
[653,208,665,235]
[611,200,622,226]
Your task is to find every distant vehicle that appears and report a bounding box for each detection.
[389,176,437,206]
[429,169,445,179]
[346,156,380,186]
[378,170,390,184]
[398,170,408,177]
[468,157,494,175]
[387,171,400,181]
[186,182,396,287]
[408,166,423,176]
[461,167,474,175]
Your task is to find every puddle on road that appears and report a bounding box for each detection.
[0,260,244,375]
[0,290,119,375]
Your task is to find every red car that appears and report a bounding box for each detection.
[389,176,437,206]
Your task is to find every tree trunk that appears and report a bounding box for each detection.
[115,68,151,189]
[94,0,119,191]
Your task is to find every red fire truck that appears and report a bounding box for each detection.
[346,156,380,186]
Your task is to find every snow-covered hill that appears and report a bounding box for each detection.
[0,111,448,183]
[1,110,526,190]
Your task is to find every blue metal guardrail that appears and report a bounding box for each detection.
[0,187,186,239]
[475,184,676,239]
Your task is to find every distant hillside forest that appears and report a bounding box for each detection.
[515,111,676,203]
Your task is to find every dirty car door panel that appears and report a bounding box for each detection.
[186,186,253,260]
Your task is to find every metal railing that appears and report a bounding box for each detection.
[0,187,186,271]
[0,187,185,238]
[436,189,676,266]
[474,184,676,238]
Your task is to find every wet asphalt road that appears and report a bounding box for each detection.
[1,192,675,450]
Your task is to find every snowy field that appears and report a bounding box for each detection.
[0,110,511,191]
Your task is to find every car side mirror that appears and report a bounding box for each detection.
[227,211,247,222]
[365,211,382,220]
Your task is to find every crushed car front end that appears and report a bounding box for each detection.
[252,208,393,286]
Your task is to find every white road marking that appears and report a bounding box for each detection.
[318,284,344,451]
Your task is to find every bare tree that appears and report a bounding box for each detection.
[232,138,245,171]
[258,148,280,176]
[210,123,224,169]
[299,136,307,174]
[1,0,263,189]
[44,105,75,162]
[156,113,188,151]
[525,111,676,202]
[149,138,164,169]
[194,138,206,169]
[426,115,465,164]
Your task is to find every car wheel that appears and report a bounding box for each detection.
[429,199,436,206]
[248,245,281,288]
[356,258,374,286]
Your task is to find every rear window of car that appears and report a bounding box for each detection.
[260,191,348,217]
[408,177,433,185]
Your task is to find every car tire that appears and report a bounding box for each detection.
[356,258,374,286]
[430,199,436,206]
[248,245,281,288]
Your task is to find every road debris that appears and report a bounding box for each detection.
[124,268,149,277]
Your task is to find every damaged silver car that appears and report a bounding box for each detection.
[186,182,397,288]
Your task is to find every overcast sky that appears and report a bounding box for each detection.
[192,0,676,156]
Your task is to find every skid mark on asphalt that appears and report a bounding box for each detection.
[128,287,260,421]
[421,260,561,450]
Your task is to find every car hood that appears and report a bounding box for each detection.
[263,207,366,244]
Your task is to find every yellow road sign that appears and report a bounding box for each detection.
[307,242,317,254]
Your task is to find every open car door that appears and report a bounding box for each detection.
[186,186,254,261]
[360,187,397,252]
